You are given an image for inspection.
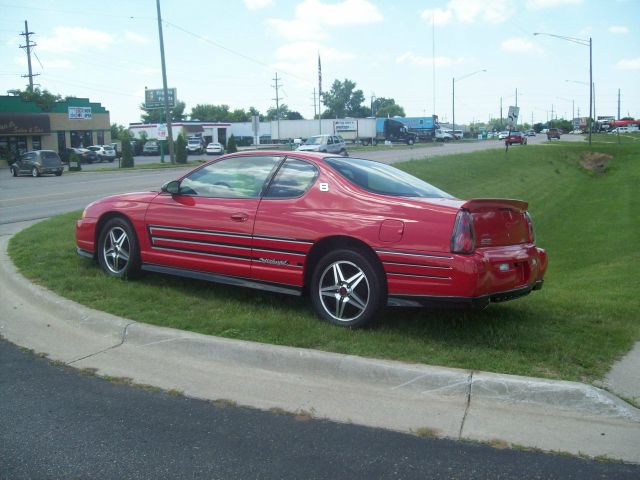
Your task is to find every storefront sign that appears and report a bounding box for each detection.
[0,113,51,135]
[68,107,92,120]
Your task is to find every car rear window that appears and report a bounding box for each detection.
[41,152,61,161]
[324,157,452,199]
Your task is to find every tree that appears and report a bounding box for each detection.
[175,134,187,164]
[120,130,134,168]
[140,100,186,123]
[226,134,238,153]
[248,106,265,121]
[110,123,127,140]
[9,87,62,111]
[372,97,405,118]
[266,103,290,121]
[286,111,304,120]
[190,104,231,121]
[321,79,368,118]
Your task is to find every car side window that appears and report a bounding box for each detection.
[180,155,282,199]
[327,137,334,144]
[264,159,318,199]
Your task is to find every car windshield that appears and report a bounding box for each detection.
[303,136,326,145]
[324,157,452,199]
[188,139,200,144]
[103,146,114,151]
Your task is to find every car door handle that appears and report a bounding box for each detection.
[230,213,248,222]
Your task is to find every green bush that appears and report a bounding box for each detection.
[68,152,82,171]
[175,134,187,164]
[227,134,238,153]
[120,132,134,168]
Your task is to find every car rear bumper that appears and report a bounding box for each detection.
[380,244,547,306]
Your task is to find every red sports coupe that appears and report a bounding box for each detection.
[76,151,547,327]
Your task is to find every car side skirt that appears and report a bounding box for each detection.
[141,264,303,297]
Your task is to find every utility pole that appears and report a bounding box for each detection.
[311,88,317,120]
[432,10,436,116]
[155,0,175,164]
[500,97,503,128]
[19,20,39,90]
[272,73,281,142]
[617,88,621,120]
[551,104,555,120]
[515,88,518,108]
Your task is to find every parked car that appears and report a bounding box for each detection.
[110,142,122,158]
[608,126,638,134]
[296,135,348,155]
[186,137,206,155]
[76,151,547,328]
[498,131,510,140]
[546,128,561,140]
[143,141,160,156]
[61,147,97,164]
[10,150,63,177]
[205,142,224,155]
[505,131,527,146]
[87,145,116,162]
[525,130,536,136]
[434,129,454,142]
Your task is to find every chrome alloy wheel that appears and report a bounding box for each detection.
[102,226,131,275]
[318,260,370,322]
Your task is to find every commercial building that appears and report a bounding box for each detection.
[128,120,271,146]
[0,95,111,161]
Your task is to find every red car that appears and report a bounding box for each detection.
[76,151,547,328]
[505,131,527,146]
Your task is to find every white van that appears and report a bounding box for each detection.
[608,126,638,134]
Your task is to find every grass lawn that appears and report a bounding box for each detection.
[8,140,640,383]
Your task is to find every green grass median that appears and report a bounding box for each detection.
[8,140,640,382]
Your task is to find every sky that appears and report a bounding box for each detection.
[1,0,639,126]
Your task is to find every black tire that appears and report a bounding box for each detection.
[55,170,63,176]
[407,138,414,145]
[31,166,40,177]
[97,217,141,279]
[310,249,386,328]
[372,139,378,147]
[339,148,348,157]
[109,157,114,163]
[10,166,18,177]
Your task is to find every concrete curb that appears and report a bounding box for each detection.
[1,234,638,423]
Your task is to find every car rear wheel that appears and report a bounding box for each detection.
[97,217,141,279]
[311,249,386,328]
[10,166,18,177]
[55,170,63,176]
[31,167,40,177]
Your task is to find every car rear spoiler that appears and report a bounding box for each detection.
[460,199,529,214]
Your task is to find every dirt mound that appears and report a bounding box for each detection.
[580,152,613,174]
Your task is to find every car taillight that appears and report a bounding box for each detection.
[450,210,475,254]
[524,211,535,243]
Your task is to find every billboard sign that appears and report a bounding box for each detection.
[145,88,177,109]
[68,107,92,120]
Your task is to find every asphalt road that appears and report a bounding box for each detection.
[2,339,637,480]
[1,135,584,226]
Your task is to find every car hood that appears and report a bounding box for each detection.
[296,145,321,151]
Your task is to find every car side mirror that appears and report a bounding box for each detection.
[161,180,181,195]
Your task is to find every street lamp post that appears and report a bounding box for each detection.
[452,69,486,141]
[533,32,592,145]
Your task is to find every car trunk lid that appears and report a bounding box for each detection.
[461,199,531,247]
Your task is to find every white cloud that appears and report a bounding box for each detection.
[267,0,383,40]
[420,8,453,26]
[396,51,465,68]
[609,25,628,34]
[616,57,640,70]
[125,32,150,44]
[38,27,115,53]
[244,0,273,9]
[527,0,582,9]
[420,0,514,26]
[501,37,544,55]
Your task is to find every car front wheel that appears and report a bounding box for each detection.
[311,249,386,328]
[10,166,18,177]
[97,218,141,278]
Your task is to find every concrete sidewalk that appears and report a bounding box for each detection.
[1,227,639,463]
